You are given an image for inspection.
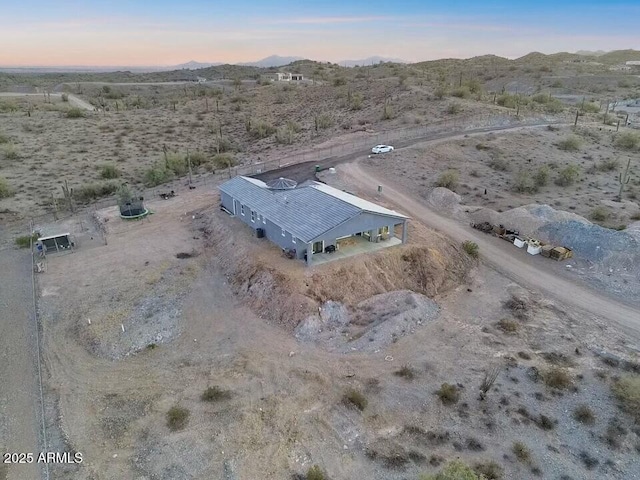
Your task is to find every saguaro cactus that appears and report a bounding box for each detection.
[61,179,75,213]
[617,158,631,202]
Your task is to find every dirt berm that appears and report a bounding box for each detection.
[196,209,475,331]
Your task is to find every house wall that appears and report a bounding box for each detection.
[220,192,406,261]
[220,191,298,252]
[310,212,403,250]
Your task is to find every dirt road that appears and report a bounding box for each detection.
[342,162,640,338]
[0,92,94,111]
[255,122,562,185]
[0,248,45,480]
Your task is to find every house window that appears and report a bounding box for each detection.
[251,211,256,222]
[292,237,296,244]
[282,228,286,237]
[240,204,245,216]
[379,226,390,235]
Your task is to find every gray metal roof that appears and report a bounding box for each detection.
[219,176,407,243]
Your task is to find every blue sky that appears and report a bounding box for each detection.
[1,1,639,66]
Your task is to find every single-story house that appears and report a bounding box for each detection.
[218,176,409,266]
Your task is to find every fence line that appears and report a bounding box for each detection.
[30,111,565,227]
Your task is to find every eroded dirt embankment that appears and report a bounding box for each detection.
[195,208,476,332]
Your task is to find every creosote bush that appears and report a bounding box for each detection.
[306,465,326,480]
[420,460,482,480]
[543,367,572,390]
[555,164,580,186]
[557,136,581,151]
[497,318,518,334]
[2,143,19,160]
[462,241,479,258]
[573,405,596,425]
[15,232,39,248]
[0,176,14,198]
[611,375,640,422]
[435,170,459,190]
[343,389,367,411]
[99,164,120,179]
[201,386,232,402]
[395,365,416,380]
[614,131,640,151]
[166,406,190,431]
[65,107,85,118]
[436,383,460,405]
[144,164,172,186]
[590,206,610,222]
[474,461,503,479]
[512,442,531,464]
[74,181,119,202]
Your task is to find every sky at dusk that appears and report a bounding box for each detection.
[1,0,639,66]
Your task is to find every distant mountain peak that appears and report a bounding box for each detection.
[239,55,306,68]
[338,56,406,67]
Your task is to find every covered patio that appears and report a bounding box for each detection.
[310,235,402,266]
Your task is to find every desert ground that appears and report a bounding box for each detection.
[1,52,640,480]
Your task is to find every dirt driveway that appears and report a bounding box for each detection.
[341,162,640,339]
[0,92,94,111]
[0,247,44,480]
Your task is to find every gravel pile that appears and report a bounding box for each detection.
[539,220,640,264]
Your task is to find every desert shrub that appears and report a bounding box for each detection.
[333,77,346,86]
[451,87,471,99]
[201,386,232,402]
[0,177,14,198]
[497,94,518,109]
[382,103,394,120]
[545,99,564,113]
[435,170,459,190]
[0,132,8,144]
[532,93,551,104]
[395,365,416,380]
[512,170,538,194]
[350,92,364,110]
[65,107,85,118]
[488,155,509,171]
[166,406,189,431]
[447,103,462,114]
[582,102,600,113]
[573,405,596,425]
[512,442,531,464]
[462,241,479,258]
[611,375,640,422]
[557,136,581,151]
[497,318,518,333]
[189,151,208,167]
[250,120,276,139]
[275,125,295,145]
[555,164,580,186]
[343,389,367,411]
[434,85,448,99]
[614,131,640,150]
[535,414,556,430]
[306,465,325,480]
[15,232,39,248]
[474,461,503,479]
[2,143,19,160]
[533,166,550,186]
[579,451,599,470]
[99,164,120,179]
[590,206,610,222]
[61,93,69,102]
[163,154,186,176]
[74,181,119,202]
[436,383,460,405]
[212,154,236,169]
[419,460,481,480]
[543,367,572,390]
[503,295,529,320]
[596,159,618,172]
[314,113,334,130]
[144,164,172,186]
